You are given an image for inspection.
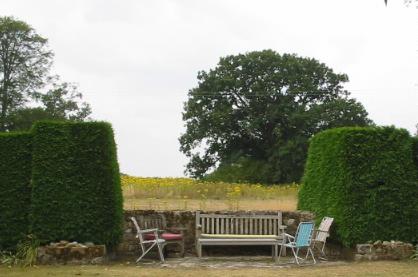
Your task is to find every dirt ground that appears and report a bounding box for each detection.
[1,260,417,277]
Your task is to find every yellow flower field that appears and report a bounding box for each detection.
[121,176,299,211]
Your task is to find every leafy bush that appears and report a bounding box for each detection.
[0,132,32,250]
[0,234,40,267]
[298,127,418,247]
[30,121,123,247]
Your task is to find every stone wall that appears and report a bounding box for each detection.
[355,241,415,261]
[37,241,106,265]
[116,210,315,258]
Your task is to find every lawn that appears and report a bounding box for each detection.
[1,262,418,277]
[122,176,298,211]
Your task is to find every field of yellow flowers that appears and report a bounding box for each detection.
[121,176,299,211]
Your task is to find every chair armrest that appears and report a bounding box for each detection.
[283,233,295,242]
[313,229,330,240]
[284,233,295,239]
[138,228,159,234]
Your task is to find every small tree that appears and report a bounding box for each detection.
[39,79,91,121]
[0,16,52,131]
[0,17,92,132]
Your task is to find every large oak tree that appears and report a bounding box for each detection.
[179,50,372,184]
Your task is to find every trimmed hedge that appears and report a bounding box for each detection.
[0,132,32,250]
[30,121,123,247]
[413,137,418,171]
[298,127,418,247]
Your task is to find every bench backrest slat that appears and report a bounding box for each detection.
[196,212,283,236]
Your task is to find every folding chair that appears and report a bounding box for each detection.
[278,221,316,265]
[130,216,165,262]
[312,217,334,260]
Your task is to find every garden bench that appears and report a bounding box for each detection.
[195,211,286,261]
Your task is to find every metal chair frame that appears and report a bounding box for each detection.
[278,221,316,265]
[312,217,334,260]
[138,214,185,257]
[130,217,165,262]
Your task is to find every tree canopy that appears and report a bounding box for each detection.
[179,50,372,184]
[0,16,91,132]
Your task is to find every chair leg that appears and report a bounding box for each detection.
[320,242,327,259]
[157,243,165,262]
[291,247,300,265]
[309,247,316,264]
[278,244,284,263]
[136,242,155,262]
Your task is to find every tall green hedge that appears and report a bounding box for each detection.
[413,136,418,171]
[30,121,123,247]
[298,127,418,247]
[0,133,32,250]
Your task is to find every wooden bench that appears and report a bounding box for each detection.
[195,211,286,261]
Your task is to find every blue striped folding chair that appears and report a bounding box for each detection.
[278,222,316,265]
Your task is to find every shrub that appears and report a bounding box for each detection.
[298,127,418,247]
[30,121,123,247]
[0,133,32,250]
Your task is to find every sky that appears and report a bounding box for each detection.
[2,0,417,177]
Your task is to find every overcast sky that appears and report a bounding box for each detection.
[2,0,417,177]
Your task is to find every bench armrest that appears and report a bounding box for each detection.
[196,224,202,230]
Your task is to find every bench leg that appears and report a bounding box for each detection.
[274,244,279,262]
[180,240,185,257]
[196,242,202,258]
[280,243,286,256]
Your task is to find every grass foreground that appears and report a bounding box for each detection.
[1,261,418,277]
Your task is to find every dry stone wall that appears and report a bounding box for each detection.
[355,241,415,261]
[37,241,106,265]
